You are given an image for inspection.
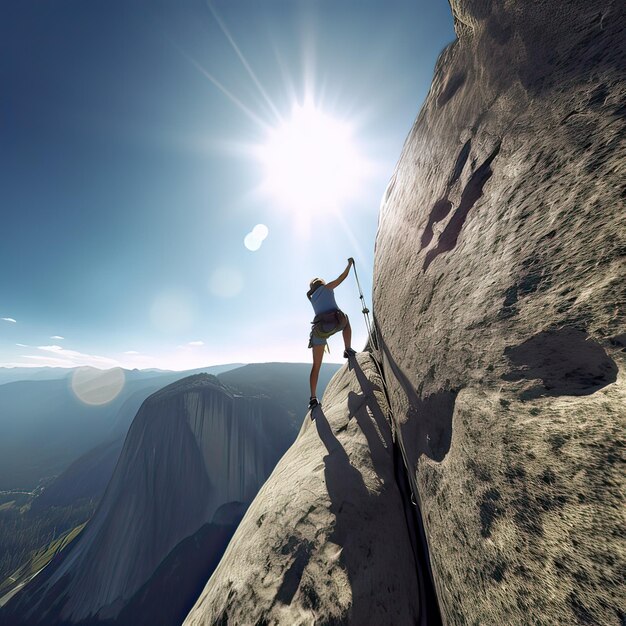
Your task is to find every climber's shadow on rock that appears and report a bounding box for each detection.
[376,331,457,463]
[314,405,371,532]
[347,358,394,477]
[313,393,394,624]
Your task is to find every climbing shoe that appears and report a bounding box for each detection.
[308,396,319,410]
[343,348,357,358]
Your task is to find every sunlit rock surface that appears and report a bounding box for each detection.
[373,1,625,624]
[185,353,421,625]
[3,374,296,624]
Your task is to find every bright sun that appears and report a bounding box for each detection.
[259,103,364,214]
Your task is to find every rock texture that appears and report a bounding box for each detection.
[185,354,423,625]
[373,1,625,624]
[183,4,624,625]
[3,374,297,624]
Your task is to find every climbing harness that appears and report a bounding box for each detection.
[351,259,378,350]
[310,310,348,340]
[309,309,348,353]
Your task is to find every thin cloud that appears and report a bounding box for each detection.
[35,345,121,368]
[50,335,64,340]
[177,340,206,350]
[2,317,17,323]
[124,350,140,355]
[15,343,29,347]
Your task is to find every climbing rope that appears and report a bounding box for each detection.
[366,340,440,624]
[348,262,440,621]
[350,258,378,350]
[369,348,411,496]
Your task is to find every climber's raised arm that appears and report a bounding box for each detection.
[326,258,354,290]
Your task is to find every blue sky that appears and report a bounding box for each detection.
[0,0,455,369]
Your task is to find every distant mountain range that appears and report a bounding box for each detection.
[0,362,340,624]
[0,364,241,490]
[1,364,341,624]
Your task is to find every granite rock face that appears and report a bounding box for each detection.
[184,3,624,624]
[373,1,625,624]
[184,354,422,625]
[3,374,296,624]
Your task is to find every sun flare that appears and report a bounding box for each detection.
[258,103,364,214]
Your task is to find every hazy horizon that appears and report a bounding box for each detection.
[0,359,335,372]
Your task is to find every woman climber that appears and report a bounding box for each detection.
[307,258,357,410]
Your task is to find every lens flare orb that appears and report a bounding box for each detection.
[244,223,269,251]
[71,367,125,405]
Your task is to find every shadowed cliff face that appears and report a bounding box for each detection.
[2,374,298,625]
[373,0,625,624]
